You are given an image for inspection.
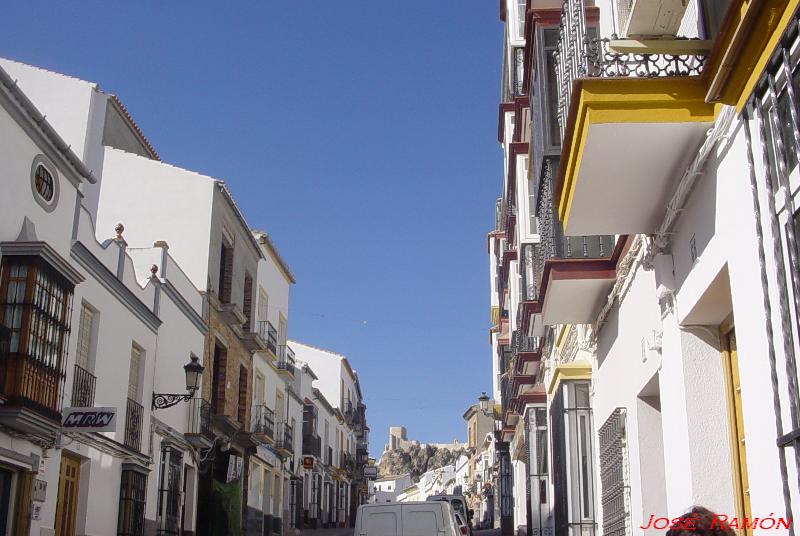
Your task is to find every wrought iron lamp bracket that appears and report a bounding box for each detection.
[152,390,197,410]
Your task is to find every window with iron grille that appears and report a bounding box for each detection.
[118,469,147,536]
[741,12,800,524]
[599,408,630,536]
[156,445,183,535]
[0,255,74,418]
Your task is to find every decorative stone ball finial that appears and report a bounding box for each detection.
[115,223,125,240]
[150,264,159,278]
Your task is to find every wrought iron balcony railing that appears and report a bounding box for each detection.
[252,404,275,439]
[186,398,213,439]
[124,397,144,452]
[275,422,293,450]
[276,345,295,374]
[303,432,322,458]
[554,0,707,140]
[511,330,540,355]
[71,364,96,408]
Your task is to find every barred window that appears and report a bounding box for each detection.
[118,469,147,536]
[156,445,183,535]
[599,408,630,536]
[0,255,73,417]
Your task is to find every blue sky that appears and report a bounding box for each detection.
[0,2,502,457]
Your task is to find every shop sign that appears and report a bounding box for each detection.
[32,480,47,502]
[62,407,117,432]
[363,466,378,479]
[303,456,314,469]
[256,445,278,466]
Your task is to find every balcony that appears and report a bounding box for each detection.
[519,167,620,331]
[511,331,541,374]
[0,350,65,439]
[257,321,278,356]
[275,422,293,453]
[251,404,275,443]
[71,364,96,408]
[241,324,268,353]
[276,345,295,376]
[303,432,322,458]
[124,398,144,452]
[340,452,354,474]
[553,0,714,236]
[185,398,214,449]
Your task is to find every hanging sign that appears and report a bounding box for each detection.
[62,407,117,432]
[303,456,314,469]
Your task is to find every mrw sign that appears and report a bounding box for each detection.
[62,407,117,432]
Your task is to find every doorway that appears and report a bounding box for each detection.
[720,324,752,534]
[54,453,81,536]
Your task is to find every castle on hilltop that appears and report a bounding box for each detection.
[384,426,463,452]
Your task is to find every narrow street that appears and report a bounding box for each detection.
[299,528,501,536]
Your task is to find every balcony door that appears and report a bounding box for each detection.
[54,453,81,536]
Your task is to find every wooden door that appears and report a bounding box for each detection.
[54,453,81,536]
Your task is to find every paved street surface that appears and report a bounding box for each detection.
[299,529,355,536]
[474,529,501,536]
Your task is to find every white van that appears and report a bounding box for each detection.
[355,501,461,536]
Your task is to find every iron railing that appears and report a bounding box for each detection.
[275,422,293,450]
[512,330,539,355]
[276,345,295,374]
[71,364,96,408]
[124,398,144,451]
[554,0,706,140]
[257,321,278,353]
[303,432,322,457]
[186,398,213,439]
[252,404,275,439]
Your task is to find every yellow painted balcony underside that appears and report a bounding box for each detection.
[557,77,716,228]
[547,359,592,395]
[557,0,800,229]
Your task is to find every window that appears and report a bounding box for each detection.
[30,156,59,211]
[75,303,94,370]
[218,241,233,304]
[278,314,287,346]
[238,365,248,425]
[0,255,74,416]
[34,165,54,202]
[128,345,143,402]
[156,446,183,536]
[118,469,147,536]
[211,341,227,415]
[242,272,253,330]
[125,345,144,451]
[551,381,596,535]
[598,409,630,536]
[72,302,97,407]
[517,0,526,38]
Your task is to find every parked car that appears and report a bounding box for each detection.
[426,495,473,535]
[355,501,461,536]
[453,513,470,535]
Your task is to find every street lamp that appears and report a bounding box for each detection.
[478,392,491,416]
[152,355,204,409]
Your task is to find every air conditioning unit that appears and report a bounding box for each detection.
[617,0,690,38]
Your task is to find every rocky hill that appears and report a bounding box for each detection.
[378,443,467,482]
